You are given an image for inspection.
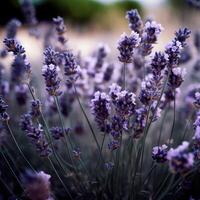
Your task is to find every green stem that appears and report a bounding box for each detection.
[73,85,104,162]
[48,157,73,200]
[6,121,36,172]
[1,150,24,190]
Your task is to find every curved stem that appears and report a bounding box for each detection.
[1,150,24,190]
[6,121,36,172]
[73,85,103,162]
[48,157,73,200]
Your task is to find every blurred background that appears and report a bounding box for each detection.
[0,0,200,63]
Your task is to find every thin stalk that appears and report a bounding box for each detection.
[152,173,171,199]
[48,157,73,200]
[54,96,86,192]
[27,84,73,172]
[169,93,176,144]
[1,150,24,190]
[6,121,35,172]
[157,104,169,146]
[0,176,14,196]
[123,63,126,90]
[141,162,156,188]
[73,85,103,162]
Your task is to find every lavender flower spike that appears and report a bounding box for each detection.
[167,141,194,174]
[152,144,168,163]
[91,91,110,132]
[0,97,9,121]
[6,19,21,39]
[139,20,163,56]
[126,9,143,33]
[117,31,141,63]
[24,171,52,200]
[3,38,25,55]
[175,28,191,47]
[42,64,62,96]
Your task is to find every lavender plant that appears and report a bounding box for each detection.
[1,4,200,200]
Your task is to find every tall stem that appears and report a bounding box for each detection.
[48,157,73,200]
[73,85,104,162]
[6,121,35,172]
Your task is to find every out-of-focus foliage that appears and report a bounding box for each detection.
[0,0,143,25]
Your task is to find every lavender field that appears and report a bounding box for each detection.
[1,0,200,199]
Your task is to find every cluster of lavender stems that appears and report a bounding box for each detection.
[2,5,200,200]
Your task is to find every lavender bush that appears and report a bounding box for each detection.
[0,2,200,200]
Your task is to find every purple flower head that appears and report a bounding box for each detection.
[167,141,194,174]
[111,89,136,118]
[21,114,51,157]
[15,84,29,105]
[30,99,41,118]
[165,40,182,68]
[29,124,52,157]
[0,125,7,147]
[91,91,110,132]
[3,38,25,55]
[0,97,8,114]
[63,51,79,77]
[192,123,200,159]
[187,0,200,8]
[110,115,123,139]
[194,92,200,108]
[0,64,5,82]
[72,148,81,160]
[175,28,191,47]
[126,9,143,33]
[94,43,110,69]
[109,83,122,100]
[42,64,62,96]
[139,74,161,105]
[105,162,114,170]
[194,113,200,128]
[143,20,163,43]
[117,31,141,63]
[0,81,9,98]
[6,19,21,39]
[151,52,167,75]
[139,20,163,56]
[168,67,186,88]
[179,46,192,64]
[152,144,168,163]
[53,16,66,35]
[24,171,52,200]
[21,0,37,25]
[20,113,33,132]
[194,31,200,53]
[60,91,74,117]
[103,64,114,82]
[53,16,66,44]
[0,97,9,121]
[50,127,70,140]
[108,140,120,151]
[11,55,30,83]
[133,107,147,138]
[44,47,61,66]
